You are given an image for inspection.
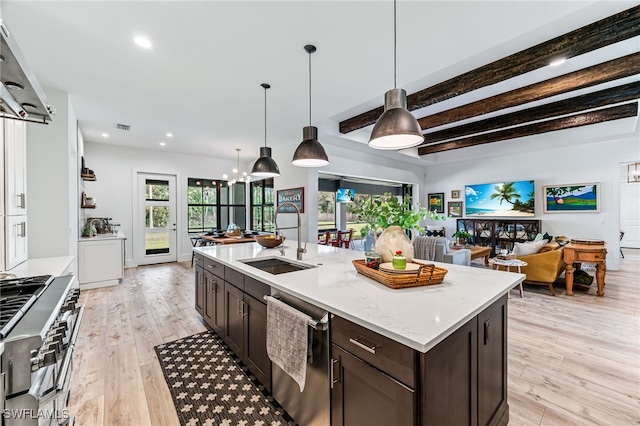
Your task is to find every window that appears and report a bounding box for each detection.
[250,179,275,231]
[317,191,336,230]
[188,178,247,232]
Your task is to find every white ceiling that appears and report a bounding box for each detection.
[1,0,636,165]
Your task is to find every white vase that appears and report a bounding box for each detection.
[375,226,414,263]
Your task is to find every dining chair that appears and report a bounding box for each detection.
[341,228,354,249]
[329,230,343,247]
[190,235,207,267]
[318,231,331,245]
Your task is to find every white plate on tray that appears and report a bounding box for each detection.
[379,262,426,274]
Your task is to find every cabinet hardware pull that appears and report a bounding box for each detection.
[349,338,377,354]
[330,358,341,388]
[207,264,215,269]
[18,193,26,209]
[484,320,490,345]
[237,299,241,315]
[19,222,27,237]
[241,300,248,317]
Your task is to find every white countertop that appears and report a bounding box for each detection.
[78,230,126,241]
[4,256,74,278]
[195,242,525,352]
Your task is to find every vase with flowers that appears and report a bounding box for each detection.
[353,192,446,263]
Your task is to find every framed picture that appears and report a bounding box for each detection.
[428,192,445,213]
[465,180,535,217]
[448,201,463,218]
[451,190,460,199]
[276,187,304,213]
[543,183,600,213]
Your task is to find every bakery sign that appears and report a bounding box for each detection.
[276,187,304,213]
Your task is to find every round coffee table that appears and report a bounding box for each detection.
[488,258,527,298]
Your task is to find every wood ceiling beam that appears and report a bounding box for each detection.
[339,5,640,134]
[421,81,640,145]
[418,53,640,130]
[417,103,638,155]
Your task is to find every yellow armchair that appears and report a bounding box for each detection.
[516,248,564,296]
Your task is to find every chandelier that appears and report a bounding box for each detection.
[223,148,251,186]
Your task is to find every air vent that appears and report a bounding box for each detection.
[115,123,131,131]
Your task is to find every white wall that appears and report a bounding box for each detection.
[26,87,78,275]
[423,125,640,271]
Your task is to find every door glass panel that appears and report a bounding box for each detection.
[146,206,169,227]
[146,232,170,255]
[145,179,169,201]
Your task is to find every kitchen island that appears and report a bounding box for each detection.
[194,242,524,426]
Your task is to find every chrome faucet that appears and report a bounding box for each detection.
[274,202,306,261]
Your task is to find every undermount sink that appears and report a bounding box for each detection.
[239,257,317,275]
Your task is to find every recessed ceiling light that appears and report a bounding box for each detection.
[166,132,173,138]
[101,133,109,137]
[134,36,152,49]
[549,57,566,67]
[159,141,166,146]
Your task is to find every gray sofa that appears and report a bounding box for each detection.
[413,236,471,266]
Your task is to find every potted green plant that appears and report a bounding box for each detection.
[452,229,473,245]
[353,193,446,262]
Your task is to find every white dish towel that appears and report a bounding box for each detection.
[265,296,311,392]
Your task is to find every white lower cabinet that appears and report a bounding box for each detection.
[78,237,124,288]
[4,215,28,270]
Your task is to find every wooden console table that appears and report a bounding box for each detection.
[563,242,607,296]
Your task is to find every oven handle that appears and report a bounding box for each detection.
[56,305,85,391]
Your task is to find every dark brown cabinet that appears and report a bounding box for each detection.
[331,344,416,426]
[331,295,508,426]
[224,281,245,356]
[194,254,205,317]
[202,271,224,334]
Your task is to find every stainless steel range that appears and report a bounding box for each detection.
[0,275,83,426]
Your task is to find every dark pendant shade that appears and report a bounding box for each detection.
[251,146,280,177]
[369,88,424,150]
[292,126,329,167]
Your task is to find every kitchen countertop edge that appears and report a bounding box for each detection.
[194,243,523,353]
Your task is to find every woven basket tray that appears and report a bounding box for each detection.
[352,259,447,289]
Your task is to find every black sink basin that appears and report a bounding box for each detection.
[239,258,316,275]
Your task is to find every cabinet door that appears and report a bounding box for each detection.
[244,295,271,391]
[78,239,124,285]
[202,271,215,327]
[194,265,204,316]
[224,282,244,356]
[4,119,27,215]
[209,274,225,335]
[4,215,27,269]
[331,344,416,426]
[477,295,508,426]
[420,316,478,426]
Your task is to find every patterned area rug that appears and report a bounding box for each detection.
[155,331,296,426]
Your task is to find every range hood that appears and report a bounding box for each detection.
[0,20,54,123]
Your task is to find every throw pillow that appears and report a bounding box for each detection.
[513,240,545,256]
[543,232,553,242]
[539,240,560,252]
[533,233,545,242]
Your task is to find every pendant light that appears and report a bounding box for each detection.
[251,83,280,177]
[368,0,424,150]
[223,148,251,186]
[292,44,330,167]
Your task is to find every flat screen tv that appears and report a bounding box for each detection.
[465,180,535,217]
[336,188,356,203]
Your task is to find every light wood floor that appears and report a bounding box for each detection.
[68,250,640,426]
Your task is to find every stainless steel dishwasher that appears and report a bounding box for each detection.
[270,289,330,426]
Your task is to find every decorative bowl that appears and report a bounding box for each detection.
[254,234,285,248]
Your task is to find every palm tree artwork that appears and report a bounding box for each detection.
[465,180,535,217]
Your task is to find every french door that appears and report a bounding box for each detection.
[137,173,177,265]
